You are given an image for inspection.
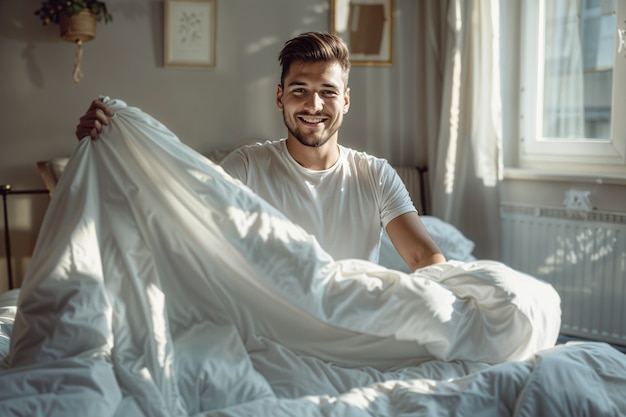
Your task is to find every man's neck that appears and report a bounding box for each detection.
[285,137,340,171]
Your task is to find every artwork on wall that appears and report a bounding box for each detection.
[164,0,217,67]
[330,0,394,66]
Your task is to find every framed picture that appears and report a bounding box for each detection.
[164,0,217,67]
[330,0,394,66]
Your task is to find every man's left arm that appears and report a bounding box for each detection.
[385,212,446,271]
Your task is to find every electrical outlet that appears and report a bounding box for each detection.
[563,189,593,212]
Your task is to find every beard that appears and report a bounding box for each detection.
[287,125,329,148]
[283,111,338,148]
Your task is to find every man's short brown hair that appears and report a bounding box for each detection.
[278,32,351,88]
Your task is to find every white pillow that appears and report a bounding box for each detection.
[50,157,70,181]
[420,215,476,262]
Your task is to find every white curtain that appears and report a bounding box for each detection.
[542,0,585,138]
[419,0,503,259]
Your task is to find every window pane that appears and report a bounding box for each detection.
[542,0,615,140]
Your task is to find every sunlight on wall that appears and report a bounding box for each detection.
[245,36,280,55]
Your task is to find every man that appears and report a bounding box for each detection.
[75,32,445,271]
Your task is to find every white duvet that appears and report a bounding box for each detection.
[1,98,625,417]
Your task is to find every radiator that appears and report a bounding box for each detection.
[500,203,626,346]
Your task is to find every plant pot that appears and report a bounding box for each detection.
[59,9,96,43]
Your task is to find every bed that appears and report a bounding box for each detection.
[1,98,625,417]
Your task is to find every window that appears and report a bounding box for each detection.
[518,0,626,175]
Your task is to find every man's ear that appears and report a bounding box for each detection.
[276,84,284,110]
[343,87,350,114]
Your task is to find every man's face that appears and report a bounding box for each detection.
[276,61,350,148]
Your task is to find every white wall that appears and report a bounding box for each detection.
[0,0,423,290]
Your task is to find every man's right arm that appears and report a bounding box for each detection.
[75,98,114,141]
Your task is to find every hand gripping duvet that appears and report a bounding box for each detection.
[4,98,564,416]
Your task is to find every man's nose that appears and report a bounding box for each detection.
[305,92,324,112]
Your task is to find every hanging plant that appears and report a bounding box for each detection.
[34,1,113,83]
[35,0,113,26]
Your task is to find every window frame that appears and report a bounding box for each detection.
[517,0,626,175]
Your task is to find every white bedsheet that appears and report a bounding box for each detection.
[1,98,624,417]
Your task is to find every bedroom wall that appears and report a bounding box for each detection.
[0,0,428,290]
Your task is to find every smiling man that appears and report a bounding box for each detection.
[74,32,444,271]
[220,32,445,271]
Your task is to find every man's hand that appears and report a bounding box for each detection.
[75,98,114,141]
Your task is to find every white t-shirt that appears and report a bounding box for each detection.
[219,139,416,263]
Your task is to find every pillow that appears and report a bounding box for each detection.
[420,215,476,262]
[50,157,70,182]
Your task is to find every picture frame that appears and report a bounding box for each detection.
[164,0,217,68]
[329,0,394,66]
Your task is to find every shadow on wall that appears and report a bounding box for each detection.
[0,2,51,89]
[0,1,151,88]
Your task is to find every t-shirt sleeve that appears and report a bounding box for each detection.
[377,161,417,228]
[219,149,248,183]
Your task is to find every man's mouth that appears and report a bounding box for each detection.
[298,115,326,124]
